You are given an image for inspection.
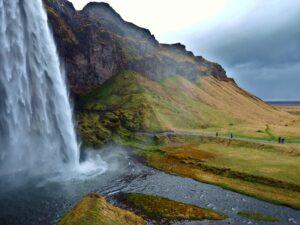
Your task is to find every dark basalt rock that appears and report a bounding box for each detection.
[43,0,228,95]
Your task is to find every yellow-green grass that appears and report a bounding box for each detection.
[121,193,227,221]
[146,152,300,210]
[238,211,280,222]
[188,143,300,186]
[276,105,300,116]
[121,136,300,210]
[58,193,146,225]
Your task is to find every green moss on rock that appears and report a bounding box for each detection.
[77,113,112,147]
[58,193,146,225]
[238,211,280,222]
[119,193,227,222]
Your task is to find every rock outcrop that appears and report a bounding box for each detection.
[43,0,228,95]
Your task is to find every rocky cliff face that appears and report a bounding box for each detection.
[44,0,228,95]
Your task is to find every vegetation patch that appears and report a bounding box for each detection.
[58,193,145,225]
[119,134,300,210]
[116,193,226,224]
[77,113,112,147]
[238,211,280,222]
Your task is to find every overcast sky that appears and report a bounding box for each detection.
[69,0,300,101]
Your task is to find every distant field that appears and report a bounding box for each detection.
[268,101,300,106]
[123,135,300,210]
[276,105,300,116]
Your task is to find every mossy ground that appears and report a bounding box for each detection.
[120,134,300,210]
[58,193,146,225]
[238,211,280,222]
[116,193,226,224]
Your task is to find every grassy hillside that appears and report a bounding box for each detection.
[76,70,300,146]
[75,71,300,209]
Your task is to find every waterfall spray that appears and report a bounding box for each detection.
[0,0,80,175]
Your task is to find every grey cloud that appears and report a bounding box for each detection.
[228,62,300,100]
[170,0,300,100]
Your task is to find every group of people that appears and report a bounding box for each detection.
[278,137,285,144]
[215,132,286,144]
[215,132,234,139]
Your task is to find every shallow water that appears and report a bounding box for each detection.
[0,146,299,225]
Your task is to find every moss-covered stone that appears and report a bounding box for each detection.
[77,113,112,147]
[238,211,280,222]
[58,193,146,225]
[118,193,227,223]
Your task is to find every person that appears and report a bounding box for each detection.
[216,132,219,137]
[281,137,285,144]
[230,133,233,139]
[278,137,281,144]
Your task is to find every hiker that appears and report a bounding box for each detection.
[216,132,219,137]
[281,138,285,144]
[230,133,233,139]
[278,137,282,144]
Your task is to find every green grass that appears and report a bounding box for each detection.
[238,211,280,222]
[121,193,227,221]
[78,71,163,133]
[196,143,300,186]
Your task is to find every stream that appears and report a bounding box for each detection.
[0,146,299,225]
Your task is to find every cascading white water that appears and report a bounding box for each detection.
[0,0,80,175]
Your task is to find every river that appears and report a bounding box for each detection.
[0,146,299,225]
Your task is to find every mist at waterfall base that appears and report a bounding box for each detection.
[0,0,107,184]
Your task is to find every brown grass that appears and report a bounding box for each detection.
[276,105,300,115]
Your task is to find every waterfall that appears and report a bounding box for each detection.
[0,0,80,175]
